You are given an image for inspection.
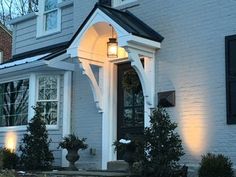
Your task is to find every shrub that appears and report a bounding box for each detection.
[0,148,18,169]
[198,153,234,177]
[19,106,54,171]
[142,107,184,177]
[0,170,16,177]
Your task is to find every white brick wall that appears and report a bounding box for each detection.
[126,0,236,168]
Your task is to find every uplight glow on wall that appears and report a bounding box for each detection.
[5,132,17,152]
[177,92,209,157]
[181,116,207,156]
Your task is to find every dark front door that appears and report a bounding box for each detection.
[117,62,144,148]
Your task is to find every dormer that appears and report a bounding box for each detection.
[9,0,74,56]
[36,0,62,37]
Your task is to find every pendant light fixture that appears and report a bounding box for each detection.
[107,25,118,58]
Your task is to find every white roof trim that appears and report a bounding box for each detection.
[0,53,50,69]
[0,60,45,75]
[125,34,161,49]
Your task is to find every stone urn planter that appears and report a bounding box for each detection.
[58,134,88,171]
[66,148,80,170]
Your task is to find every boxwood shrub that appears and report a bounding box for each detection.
[198,153,234,177]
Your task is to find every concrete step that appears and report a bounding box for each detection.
[40,170,131,177]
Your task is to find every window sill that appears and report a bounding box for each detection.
[0,125,27,132]
[46,124,60,130]
[0,124,59,132]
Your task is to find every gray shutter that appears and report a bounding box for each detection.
[226,35,236,124]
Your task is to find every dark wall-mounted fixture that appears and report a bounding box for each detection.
[158,91,175,107]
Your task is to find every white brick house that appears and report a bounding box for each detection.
[0,0,235,174]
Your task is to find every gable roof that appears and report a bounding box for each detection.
[69,3,164,44]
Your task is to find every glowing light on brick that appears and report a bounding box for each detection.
[5,132,17,152]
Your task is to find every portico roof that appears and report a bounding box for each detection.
[69,3,164,45]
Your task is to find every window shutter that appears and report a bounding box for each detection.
[226,35,236,124]
[98,0,112,6]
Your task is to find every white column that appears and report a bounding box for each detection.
[62,71,72,167]
[110,64,117,161]
[101,61,110,169]
[28,73,36,121]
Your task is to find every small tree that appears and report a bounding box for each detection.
[198,153,234,177]
[142,107,184,177]
[19,106,54,171]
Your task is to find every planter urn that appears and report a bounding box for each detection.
[66,149,80,170]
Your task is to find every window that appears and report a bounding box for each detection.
[226,35,236,124]
[37,0,61,37]
[0,79,29,127]
[37,76,59,125]
[112,0,137,7]
[0,51,3,63]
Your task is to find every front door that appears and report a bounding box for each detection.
[117,62,144,157]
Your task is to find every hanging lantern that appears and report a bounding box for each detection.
[107,37,118,58]
[107,25,118,58]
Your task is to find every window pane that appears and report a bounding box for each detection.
[38,76,58,100]
[44,0,58,11]
[45,11,58,31]
[0,79,29,127]
[134,90,144,106]
[37,101,57,125]
[37,75,59,125]
[134,107,144,127]
[123,108,132,127]
[124,89,132,106]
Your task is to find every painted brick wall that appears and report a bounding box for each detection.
[0,25,12,62]
[71,59,103,169]
[124,0,236,168]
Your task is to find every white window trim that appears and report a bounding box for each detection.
[0,75,30,132]
[112,0,137,7]
[36,75,60,129]
[36,0,62,38]
[0,51,3,64]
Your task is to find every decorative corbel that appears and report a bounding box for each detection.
[125,47,156,108]
[79,58,103,112]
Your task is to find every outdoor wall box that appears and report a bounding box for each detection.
[158,91,175,107]
[90,148,96,156]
